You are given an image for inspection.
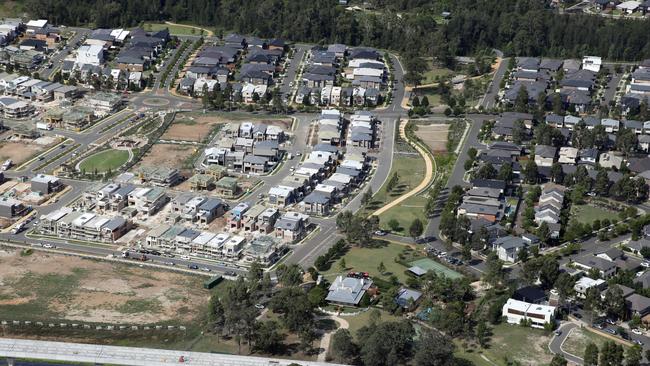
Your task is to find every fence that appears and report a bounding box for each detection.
[0,319,187,332]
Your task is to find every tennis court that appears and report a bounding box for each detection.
[410,258,463,279]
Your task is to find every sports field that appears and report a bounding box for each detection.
[410,258,463,279]
[79,149,130,172]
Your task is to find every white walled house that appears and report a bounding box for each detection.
[502,298,556,328]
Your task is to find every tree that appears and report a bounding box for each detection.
[549,354,567,366]
[220,278,258,353]
[358,321,415,366]
[413,328,455,366]
[329,329,358,364]
[537,222,551,244]
[386,172,399,192]
[523,160,538,184]
[550,162,564,184]
[361,187,373,206]
[336,211,354,232]
[599,341,624,366]
[253,320,284,354]
[554,272,576,305]
[602,285,626,320]
[475,163,497,179]
[409,219,424,240]
[387,218,400,232]
[476,321,488,348]
[583,286,601,324]
[276,263,303,286]
[484,251,504,287]
[498,163,514,182]
[515,85,529,113]
[616,127,638,158]
[626,345,642,366]
[517,246,529,263]
[583,342,599,366]
[338,258,347,272]
[377,261,386,274]
[269,287,315,332]
[594,169,611,197]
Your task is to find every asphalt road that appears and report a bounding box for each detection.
[38,27,90,80]
[0,33,410,276]
[548,322,582,364]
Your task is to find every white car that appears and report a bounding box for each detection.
[641,262,650,268]
[180,255,190,260]
[632,328,643,335]
[43,243,55,249]
[200,267,211,272]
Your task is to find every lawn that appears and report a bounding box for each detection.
[570,204,617,225]
[320,243,423,284]
[364,154,427,233]
[79,149,130,173]
[421,59,454,85]
[344,309,402,337]
[142,22,210,36]
[378,195,428,234]
[455,323,554,366]
[562,327,623,357]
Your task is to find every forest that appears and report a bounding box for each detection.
[25,0,650,61]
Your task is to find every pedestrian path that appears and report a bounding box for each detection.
[371,119,435,217]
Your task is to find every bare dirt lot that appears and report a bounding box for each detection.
[0,248,209,324]
[162,113,292,142]
[135,143,196,172]
[0,141,48,166]
[414,123,449,153]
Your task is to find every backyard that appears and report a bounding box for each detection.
[455,323,554,366]
[79,149,130,173]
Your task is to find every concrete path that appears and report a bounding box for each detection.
[371,119,434,217]
[316,315,350,362]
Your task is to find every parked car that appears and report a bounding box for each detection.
[188,264,199,270]
[632,328,642,335]
[554,330,562,336]
[255,304,265,310]
[43,243,55,249]
[606,328,616,335]
[200,267,211,272]
[641,262,650,268]
[374,230,387,236]
[633,339,644,346]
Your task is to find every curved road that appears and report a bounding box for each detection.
[548,322,583,365]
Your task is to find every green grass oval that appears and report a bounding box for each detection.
[79,149,129,173]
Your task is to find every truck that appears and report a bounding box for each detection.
[36,122,53,131]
